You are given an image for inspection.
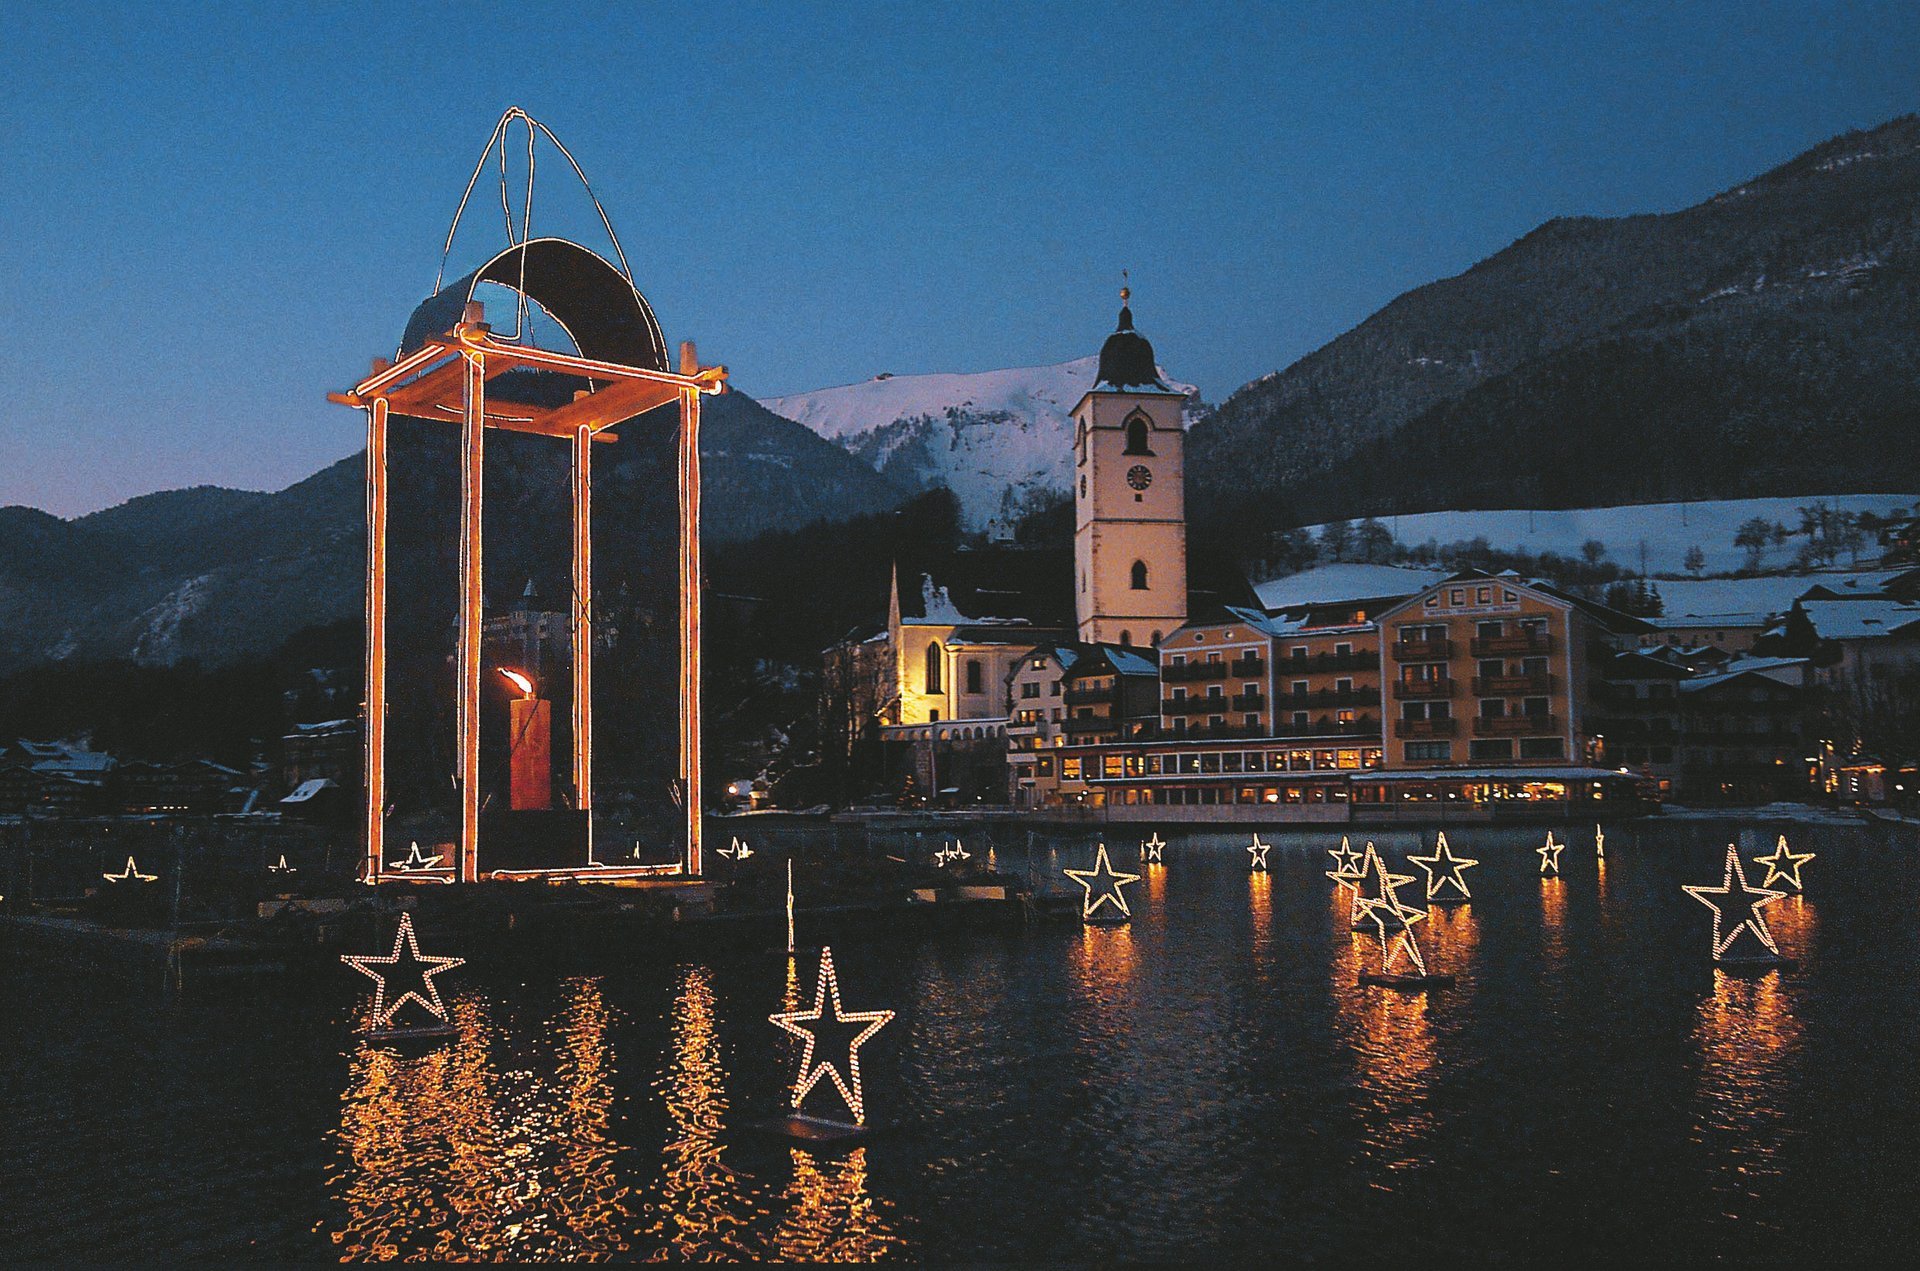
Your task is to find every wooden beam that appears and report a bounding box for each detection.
[537,377,683,437]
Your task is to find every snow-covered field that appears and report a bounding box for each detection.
[1314,494,1918,577]
[770,356,1197,532]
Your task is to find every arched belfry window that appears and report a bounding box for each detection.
[1131,560,1150,590]
[1075,418,1088,465]
[925,642,943,694]
[1124,414,1154,456]
[1119,630,1133,647]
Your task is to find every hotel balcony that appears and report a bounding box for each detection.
[1281,649,1377,674]
[1472,672,1554,695]
[1161,695,1230,715]
[1063,715,1118,736]
[1230,692,1266,712]
[1229,656,1266,678]
[1161,661,1228,682]
[1473,713,1557,736]
[1278,687,1379,709]
[1393,679,1453,700]
[1391,638,1452,661]
[1063,686,1114,707]
[1395,717,1458,739]
[1471,632,1552,657]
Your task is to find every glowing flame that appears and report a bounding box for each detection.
[500,669,535,697]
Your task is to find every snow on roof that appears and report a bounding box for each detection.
[1679,656,1809,693]
[279,778,336,804]
[1793,598,1920,642]
[1253,564,1449,613]
[1645,611,1774,629]
[1105,646,1160,676]
[1366,767,1634,782]
[30,751,115,775]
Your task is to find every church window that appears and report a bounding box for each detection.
[1131,560,1149,590]
[1124,415,1154,456]
[965,659,983,694]
[925,643,943,694]
[1119,630,1132,647]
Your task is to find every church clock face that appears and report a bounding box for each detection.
[1126,464,1153,491]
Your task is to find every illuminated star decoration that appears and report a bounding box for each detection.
[340,912,466,1030]
[1354,842,1418,931]
[1754,835,1815,891]
[1595,823,1605,860]
[1326,836,1367,922]
[1536,831,1564,877]
[1354,844,1430,976]
[268,854,297,875]
[1247,834,1272,872]
[103,856,157,884]
[1064,842,1142,922]
[946,839,970,863]
[1683,843,1785,963]
[718,836,752,862]
[1408,831,1478,902]
[1141,833,1166,864]
[389,841,445,873]
[769,945,894,1125]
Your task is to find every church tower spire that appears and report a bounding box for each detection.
[1072,286,1187,647]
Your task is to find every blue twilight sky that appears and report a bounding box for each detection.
[2,1,1917,517]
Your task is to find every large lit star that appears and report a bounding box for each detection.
[340,912,465,1029]
[1064,842,1141,921]
[1408,831,1478,901]
[1141,833,1166,864]
[1683,843,1785,962]
[389,841,445,872]
[1754,835,1815,891]
[1325,836,1367,923]
[1247,834,1272,872]
[1536,831,1564,877]
[1353,846,1430,976]
[1351,842,1416,930]
[770,946,894,1125]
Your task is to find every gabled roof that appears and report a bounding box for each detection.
[1679,656,1809,694]
[1609,649,1691,679]
[1787,598,1920,642]
[1065,643,1160,679]
[1253,564,1449,615]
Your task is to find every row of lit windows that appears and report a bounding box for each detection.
[1060,747,1385,781]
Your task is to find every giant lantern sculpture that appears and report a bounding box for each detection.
[331,110,725,883]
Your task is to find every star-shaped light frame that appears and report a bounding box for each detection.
[1247,834,1271,872]
[103,856,156,884]
[1064,842,1142,921]
[1536,831,1564,877]
[1754,834,1814,891]
[268,854,297,875]
[1352,842,1418,933]
[1353,844,1430,976]
[1141,833,1166,864]
[389,841,445,873]
[1408,831,1478,901]
[1326,836,1367,923]
[1595,823,1606,860]
[1684,843,1785,962]
[770,945,894,1125]
[340,911,466,1029]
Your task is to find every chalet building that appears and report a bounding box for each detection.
[282,718,361,794]
[1639,614,1770,654]
[1006,644,1077,808]
[113,759,247,816]
[1589,650,1688,797]
[1676,656,1810,803]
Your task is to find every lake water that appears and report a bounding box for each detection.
[5,819,1919,1261]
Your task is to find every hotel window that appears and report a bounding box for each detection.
[1037,756,1054,775]
[1223,752,1244,773]
[1477,586,1491,604]
[1022,682,1040,699]
[1208,715,1225,730]
[1335,677,1353,694]
[1291,711,1309,728]
[1062,756,1081,779]
[1336,709,1356,725]
[1291,679,1308,696]
[1469,739,1514,761]
[1478,620,1504,640]
[1105,755,1125,778]
[1291,645,1308,660]
[1524,696,1551,718]
[1480,699,1507,718]
[1521,737,1566,759]
[1405,742,1450,761]
[1335,642,1352,657]
[1170,653,1186,666]
[1200,753,1221,773]
[1246,752,1267,773]
[1337,749,1361,770]
[1244,714,1260,728]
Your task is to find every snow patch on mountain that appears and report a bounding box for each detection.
[769,356,1198,532]
[132,573,216,664]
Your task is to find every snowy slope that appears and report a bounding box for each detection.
[769,356,1198,532]
[1303,494,1920,578]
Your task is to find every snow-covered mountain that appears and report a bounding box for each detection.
[768,355,1200,533]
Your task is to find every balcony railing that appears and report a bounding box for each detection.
[1473,713,1557,736]
[1393,679,1453,700]
[1161,695,1231,715]
[1230,692,1266,712]
[1229,657,1266,678]
[1062,686,1114,707]
[1391,638,1452,661]
[1471,632,1551,657]
[1161,660,1229,682]
[1063,715,1118,736]
[1277,686,1379,709]
[1282,650,1377,674]
[1395,718,1458,739]
[1472,673,1553,696]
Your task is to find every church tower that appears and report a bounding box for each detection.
[1072,288,1187,646]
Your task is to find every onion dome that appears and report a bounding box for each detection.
[1095,286,1167,391]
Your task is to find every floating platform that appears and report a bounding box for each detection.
[361,1022,460,1045]
[1715,956,1797,976]
[1083,914,1132,927]
[1426,895,1471,906]
[751,1113,878,1151]
[1360,971,1456,991]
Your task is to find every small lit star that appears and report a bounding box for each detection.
[1754,835,1814,891]
[1408,832,1478,901]
[1326,836,1367,923]
[1595,823,1606,860]
[1247,834,1271,872]
[389,841,444,872]
[268,854,297,875]
[770,946,894,1125]
[1064,842,1142,921]
[1537,831,1564,877]
[719,836,753,862]
[1141,833,1166,864]
[1683,843,1785,962]
[341,912,465,1029]
[103,856,156,884]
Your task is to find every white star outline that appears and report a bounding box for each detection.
[1141,833,1166,864]
[103,856,157,883]
[1353,842,1430,976]
[1247,834,1271,871]
[1684,843,1785,961]
[1537,831,1564,876]
[340,911,466,1029]
[770,945,894,1124]
[1064,842,1142,921]
[1754,834,1815,891]
[388,841,445,872]
[1408,831,1478,901]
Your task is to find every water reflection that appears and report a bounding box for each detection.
[1691,965,1805,1221]
[1333,935,1440,1178]
[644,964,756,1260]
[1248,870,1272,949]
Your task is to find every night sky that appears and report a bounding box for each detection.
[3,1,1916,516]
